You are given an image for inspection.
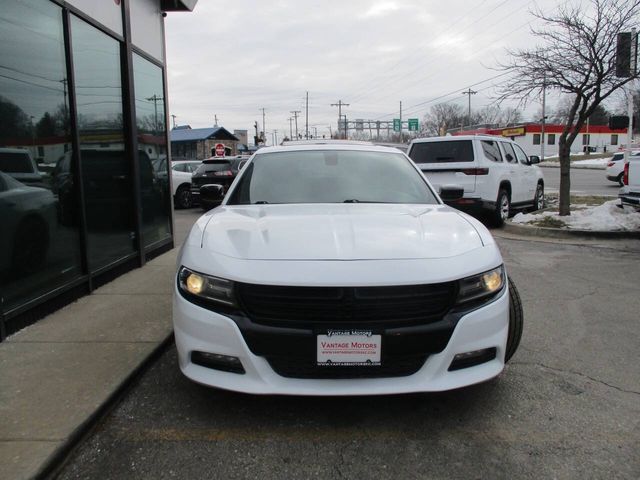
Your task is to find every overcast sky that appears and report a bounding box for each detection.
[165,0,576,142]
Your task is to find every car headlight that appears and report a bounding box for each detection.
[456,265,505,304]
[178,267,236,307]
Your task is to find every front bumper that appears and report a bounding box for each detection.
[173,284,509,395]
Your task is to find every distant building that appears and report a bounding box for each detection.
[452,123,628,157]
[170,126,240,159]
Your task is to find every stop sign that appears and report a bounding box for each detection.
[214,143,225,157]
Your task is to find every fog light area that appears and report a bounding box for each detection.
[448,347,497,371]
[191,351,246,374]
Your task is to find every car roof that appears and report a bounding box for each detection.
[256,143,406,155]
[410,135,504,143]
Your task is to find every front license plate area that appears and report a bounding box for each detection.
[316,330,381,366]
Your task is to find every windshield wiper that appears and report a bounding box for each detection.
[343,199,360,203]
[253,200,269,204]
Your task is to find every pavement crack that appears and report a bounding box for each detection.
[511,361,640,396]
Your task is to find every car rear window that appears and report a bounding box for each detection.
[408,140,473,163]
[197,160,232,173]
[0,151,34,173]
[228,150,438,205]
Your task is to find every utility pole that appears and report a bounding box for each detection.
[461,88,477,127]
[626,27,637,165]
[273,129,278,145]
[288,117,293,140]
[541,71,546,161]
[290,110,301,139]
[260,108,266,140]
[331,100,349,138]
[399,101,402,142]
[146,94,163,134]
[171,114,177,129]
[305,91,309,139]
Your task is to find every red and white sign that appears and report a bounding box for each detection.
[214,143,225,157]
[317,332,381,366]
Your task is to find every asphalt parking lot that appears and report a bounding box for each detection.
[55,210,640,480]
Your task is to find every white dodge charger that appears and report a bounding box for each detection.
[173,142,523,395]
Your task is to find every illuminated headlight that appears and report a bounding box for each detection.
[178,267,236,306]
[456,265,505,304]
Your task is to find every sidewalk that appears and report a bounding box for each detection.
[0,209,202,480]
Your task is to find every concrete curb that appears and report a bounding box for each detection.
[503,221,640,240]
[36,333,175,480]
[539,163,606,170]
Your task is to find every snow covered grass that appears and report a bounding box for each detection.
[511,200,640,231]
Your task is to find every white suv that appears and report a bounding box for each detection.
[173,142,524,395]
[407,135,545,225]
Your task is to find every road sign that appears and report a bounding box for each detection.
[214,143,225,157]
[408,118,419,131]
[393,118,401,132]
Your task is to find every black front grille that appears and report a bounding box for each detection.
[267,356,428,379]
[235,282,457,328]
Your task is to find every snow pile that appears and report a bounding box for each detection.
[511,200,640,231]
[571,158,609,167]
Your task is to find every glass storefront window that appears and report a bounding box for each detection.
[0,0,83,311]
[133,54,171,248]
[71,16,135,271]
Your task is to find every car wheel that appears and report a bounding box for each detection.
[505,277,524,363]
[492,189,510,227]
[175,185,192,209]
[532,183,544,211]
[617,172,624,187]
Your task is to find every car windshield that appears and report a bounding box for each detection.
[0,151,35,173]
[227,149,438,205]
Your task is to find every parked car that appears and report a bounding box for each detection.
[0,148,44,187]
[619,154,640,210]
[407,135,545,226]
[0,172,56,277]
[191,156,249,210]
[173,142,524,395]
[171,160,201,208]
[605,151,640,186]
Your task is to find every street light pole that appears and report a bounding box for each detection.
[541,71,546,160]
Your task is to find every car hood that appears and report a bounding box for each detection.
[200,204,484,260]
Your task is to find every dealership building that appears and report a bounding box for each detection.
[0,0,197,339]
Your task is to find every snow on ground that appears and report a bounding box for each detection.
[511,200,640,231]
[571,158,610,167]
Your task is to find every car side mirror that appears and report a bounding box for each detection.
[199,184,225,204]
[439,186,464,202]
[528,155,541,165]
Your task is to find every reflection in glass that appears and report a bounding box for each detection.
[71,16,135,271]
[133,54,171,248]
[0,0,82,311]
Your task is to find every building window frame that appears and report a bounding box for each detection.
[532,133,541,145]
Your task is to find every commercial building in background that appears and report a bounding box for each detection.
[0,0,197,340]
[170,126,240,159]
[452,123,628,157]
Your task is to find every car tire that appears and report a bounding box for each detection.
[505,277,524,363]
[492,189,510,227]
[175,185,192,209]
[532,183,544,211]
[617,172,624,187]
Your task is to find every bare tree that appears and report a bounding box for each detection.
[421,103,465,136]
[496,0,640,215]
